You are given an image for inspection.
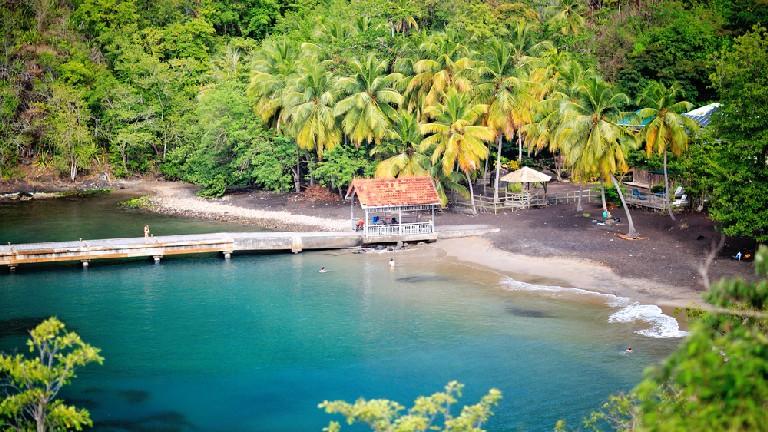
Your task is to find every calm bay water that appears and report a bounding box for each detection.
[0,196,680,431]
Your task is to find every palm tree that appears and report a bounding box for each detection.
[477,39,519,204]
[406,32,475,113]
[247,38,299,129]
[545,0,586,36]
[373,111,429,178]
[387,0,420,36]
[420,88,494,213]
[282,64,341,190]
[635,82,699,221]
[334,54,403,146]
[509,22,537,66]
[554,77,640,237]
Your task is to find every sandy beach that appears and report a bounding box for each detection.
[120,179,753,309]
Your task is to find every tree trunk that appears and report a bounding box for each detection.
[517,134,522,161]
[294,150,301,192]
[493,135,502,204]
[34,402,46,432]
[70,155,76,181]
[576,182,583,212]
[663,150,675,221]
[482,147,489,196]
[466,171,477,215]
[611,175,638,238]
[601,186,607,211]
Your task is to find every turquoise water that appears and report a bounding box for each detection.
[0,197,680,431]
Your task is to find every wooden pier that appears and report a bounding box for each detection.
[0,225,498,270]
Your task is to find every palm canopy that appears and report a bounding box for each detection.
[635,82,699,157]
[476,39,521,140]
[554,76,641,236]
[635,82,698,220]
[373,111,429,178]
[333,54,403,146]
[419,88,494,176]
[282,64,341,159]
[247,38,300,127]
[545,0,586,36]
[553,76,634,182]
[406,31,476,111]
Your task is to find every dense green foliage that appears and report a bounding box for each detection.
[0,317,104,431]
[1,0,767,236]
[319,381,502,431]
[681,27,768,242]
[556,246,768,431]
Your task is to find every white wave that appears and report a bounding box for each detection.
[501,278,688,339]
[609,303,689,338]
[501,279,630,307]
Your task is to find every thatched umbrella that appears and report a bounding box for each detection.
[500,166,552,194]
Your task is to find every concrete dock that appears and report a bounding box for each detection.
[0,225,498,270]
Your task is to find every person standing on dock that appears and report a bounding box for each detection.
[144,225,150,238]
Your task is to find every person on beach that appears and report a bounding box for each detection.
[144,225,150,238]
[319,267,327,273]
[625,346,633,353]
[389,258,395,269]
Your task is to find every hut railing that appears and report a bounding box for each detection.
[546,189,595,205]
[365,222,434,237]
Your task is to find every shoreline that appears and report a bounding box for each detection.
[135,180,706,319]
[433,237,704,309]
[144,181,350,232]
[0,179,710,314]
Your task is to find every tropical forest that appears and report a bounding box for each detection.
[1,0,767,240]
[1,0,768,430]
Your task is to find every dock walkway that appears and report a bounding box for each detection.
[1,225,498,270]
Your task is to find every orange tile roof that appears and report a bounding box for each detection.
[347,177,441,208]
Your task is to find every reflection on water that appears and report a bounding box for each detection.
[0,193,258,244]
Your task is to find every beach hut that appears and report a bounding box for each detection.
[499,166,552,209]
[346,177,441,241]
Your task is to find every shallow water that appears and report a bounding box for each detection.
[0,197,681,431]
[0,193,257,244]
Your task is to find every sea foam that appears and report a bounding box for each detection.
[608,303,689,338]
[501,278,688,339]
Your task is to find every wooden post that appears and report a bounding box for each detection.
[431,206,435,233]
[364,208,369,238]
[350,196,354,230]
[399,207,403,235]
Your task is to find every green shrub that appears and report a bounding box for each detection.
[119,195,151,209]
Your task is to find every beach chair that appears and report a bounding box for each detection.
[631,189,647,201]
[673,194,688,207]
